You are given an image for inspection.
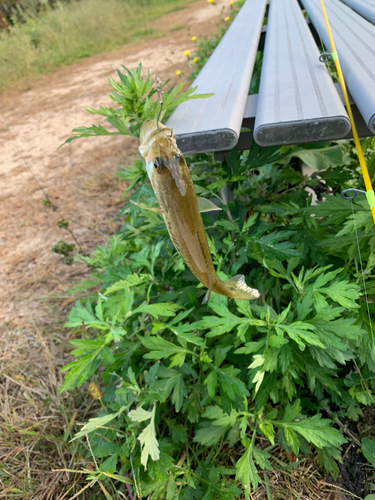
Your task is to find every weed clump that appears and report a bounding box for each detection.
[58,65,375,498]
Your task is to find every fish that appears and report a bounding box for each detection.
[138,119,260,304]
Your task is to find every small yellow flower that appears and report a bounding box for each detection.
[230,0,234,5]
[193,57,199,63]
[175,70,181,76]
[207,0,214,3]
[224,16,230,21]
[191,36,197,42]
[184,49,190,57]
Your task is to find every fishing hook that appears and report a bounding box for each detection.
[319,52,333,63]
[156,77,164,129]
[341,188,366,200]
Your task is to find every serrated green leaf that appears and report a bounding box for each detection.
[166,419,187,443]
[136,405,159,469]
[284,414,346,449]
[60,348,103,392]
[316,447,341,477]
[316,280,361,309]
[99,453,118,474]
[134,301,181,319]
[195,314,241,338]
[92,442,119,458]
[60,125,123,147]
[154,367,187,411]
[73,407,125,439]
[283,427,300,455]
[202,406,223,420]
[252,446,272,470]
[193,422,229,446]
[204,369,218,399]
[361,438,375,467]
[235,443,261,498]
[140,336,188,360]
[216,366,250,400]
[275,321,323,350]
[268,335,289,348]
[259,422,275,445]
[235,339,267,355]
[128,407,153,422]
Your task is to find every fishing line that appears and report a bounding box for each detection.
[317,0,375,346]
[349,190,374,340]
[15,145,52,204]
[141,0,159,82]
[141,0,165,128]
[306,0,375,340]
[307,0,334,81]
[318,0,375,223]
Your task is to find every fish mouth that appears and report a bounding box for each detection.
[140,119,157,143]
[139,120,162,158]
[139,119,167,144]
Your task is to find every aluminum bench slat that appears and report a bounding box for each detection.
[253,0,350,147]
[340,0,375,25]
[166,0,267,155]
[301,0,375,134]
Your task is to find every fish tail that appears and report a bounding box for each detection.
[202,273,213,305]
[223,274,260,300]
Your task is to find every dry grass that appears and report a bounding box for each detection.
[0,0,199,90]
[252,454,330,500]
[0,320,103,499]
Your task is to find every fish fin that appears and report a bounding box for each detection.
[130,200,162,213]
[202,273,213,304]
[224,275,260,300]
[197,197,221,213]
[162,148,187,196]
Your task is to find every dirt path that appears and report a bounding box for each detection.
[0,0,229,328]
[0,3,230,497]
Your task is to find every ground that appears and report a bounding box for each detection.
[0,0,228,328]
[0,1,371,498]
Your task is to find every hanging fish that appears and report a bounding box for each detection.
[138,119,260,304]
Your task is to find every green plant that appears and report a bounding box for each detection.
[62,64,212,146]
[52,239,75,264]
[60,67,375,498]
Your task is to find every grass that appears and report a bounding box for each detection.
[0,321,103,499]
[0,0,198,90]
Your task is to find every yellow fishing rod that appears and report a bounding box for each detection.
[319,0,375,224]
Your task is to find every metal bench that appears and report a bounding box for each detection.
[166,0,375,154]
[340,0,375,25]
[166,0,267,155]
[301,0,375,136]
[253,0,350,146]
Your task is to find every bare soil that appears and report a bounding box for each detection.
[0,0,228,328]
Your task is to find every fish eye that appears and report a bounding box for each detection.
[154,156,161,169]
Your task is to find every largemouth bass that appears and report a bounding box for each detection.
[138,120,260,303]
